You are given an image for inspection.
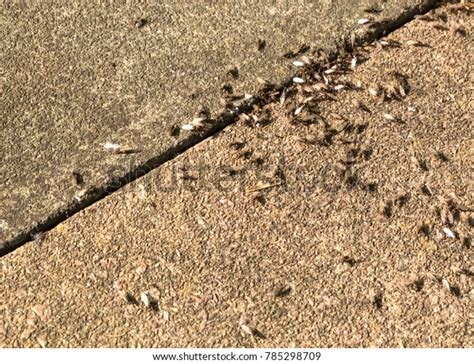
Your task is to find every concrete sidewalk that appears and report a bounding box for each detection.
[1,2,472,347]
[0,0,421,246]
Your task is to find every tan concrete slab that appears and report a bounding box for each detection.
[1,2,472,347]
[0,1,422,247]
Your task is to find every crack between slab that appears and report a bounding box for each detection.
[0,0,443,257]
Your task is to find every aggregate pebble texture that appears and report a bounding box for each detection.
[0,3,473,348]
[0,0,419,244]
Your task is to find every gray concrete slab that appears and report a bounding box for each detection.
[0,2,471,347]
[0,1,420,246]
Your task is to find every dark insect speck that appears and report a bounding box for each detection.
[383,202,393,218]
[463,237,471,249]
[253,194,266,205]
[229,141,246,150]
[373,293,383,309]
[436,151,449,162]
[362,148,373,160]
[72,171,84,186]
[345,174,358,187]
[169,125,180,138]
[229,66,239,79]
[135,18,148,28]
[421,184,432,196]
[198,105,211,118]
[125,293,139,305]
[252,327,267,339]
[297,44,310,54]
[454,27,467,37]
[418,159,429,171]
[225,167,238,177]
[413,278,424,292]
[419,224,430,237]
[364,6,382,14]
[342,256,356,266]
[240,150,253,160]
[356,124,368,134]
[468,217,474,228]
[221,83,233,94]
[395,193,410,207]
[323,132,335,146]
[273,285,292,298]
[450,285,461,298]
[365,182,378,192]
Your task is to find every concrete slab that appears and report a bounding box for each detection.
[0,2,472,347]
[0,1,421,247]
